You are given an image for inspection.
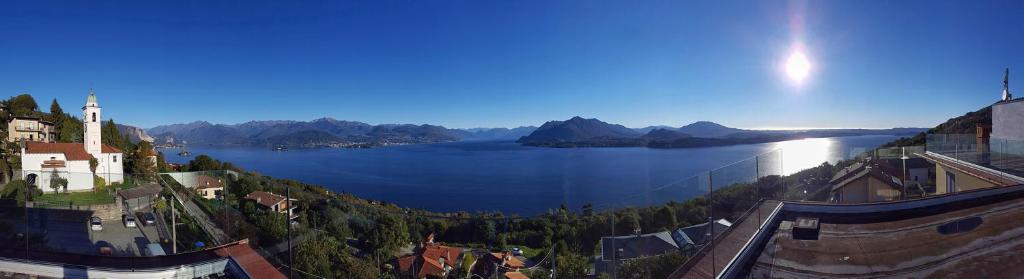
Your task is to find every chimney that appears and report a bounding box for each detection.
[977,124,991,154]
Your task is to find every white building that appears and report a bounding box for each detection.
[21,90,124,191]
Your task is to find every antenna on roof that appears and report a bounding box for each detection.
[1003,68,1013,101]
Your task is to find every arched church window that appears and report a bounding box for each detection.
[92,112,96,122]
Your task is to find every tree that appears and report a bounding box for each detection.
[132,141,157,181]
[616,209,642,235]
[295,235,344,278]
[48,170,67,194]
[555,251,589,278]
[101,119,127,150]
[337,255,379,279]
[652,206,678,231]
[367,214,409,258]
[189,155,223,171]
[156,152,171,172]
[89,157,99,174]
[253,210,287,243]
[58,115,84,143]
[1,180,40,206]
[48,99,64,124]
[8,94,38,117]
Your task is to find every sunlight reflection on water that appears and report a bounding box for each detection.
[774,138,834,175]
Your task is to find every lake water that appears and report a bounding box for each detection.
[164,135,896,215]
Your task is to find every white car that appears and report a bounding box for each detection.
[90,217,103,231]
[124,214,137,228]
[511,247,522,256]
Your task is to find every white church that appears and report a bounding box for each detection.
[21,90,124,191]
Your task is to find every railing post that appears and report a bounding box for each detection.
[708,172,715,277]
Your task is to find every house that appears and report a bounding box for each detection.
[671,219,732,254]
[7,116,56,143]
[488,251,526,270]
[195,175,224,199]
[921,72,1024,194]
[118,182,163,211]
[394,234,465,279]
[503,271,530,279]
[244,191,296,217]
[20,90,124,191]
[596,230,681,274]
[828,160,904,203]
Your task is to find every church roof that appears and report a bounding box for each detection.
[24,142,122,161]
[86,89,98,107]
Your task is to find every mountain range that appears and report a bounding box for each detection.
[517,116,927,148]
[123,116,925,149]
[145,118,537,147]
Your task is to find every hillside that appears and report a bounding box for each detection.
[519,117,926,148]
[516,116,642,146]
[677,121,746,138]
[115,124,154,143]
[149,118,532,148]
[882,106,992,147]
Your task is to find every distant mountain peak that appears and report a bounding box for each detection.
[678,121,745,138]
[518,116,640,144]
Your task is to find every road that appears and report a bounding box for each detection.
[163,183,230,246]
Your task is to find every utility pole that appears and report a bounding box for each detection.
[287,186,293,279]
[169,196,177,254]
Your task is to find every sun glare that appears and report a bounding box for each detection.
[785,51,811,84]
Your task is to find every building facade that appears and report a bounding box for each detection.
[21,90,124,191]
[7,116,56,143]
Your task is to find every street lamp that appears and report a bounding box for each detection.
[901,147,910,199]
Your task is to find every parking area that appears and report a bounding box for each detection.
[20,210,163,256]
[87,214,162,256]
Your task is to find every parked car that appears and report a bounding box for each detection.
[90,217,103,231]
[511,247,522,256]
[124,214,137,228]
[142,212,156,226]
[144,243,167,256]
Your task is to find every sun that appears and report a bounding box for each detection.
[785,51,811,84]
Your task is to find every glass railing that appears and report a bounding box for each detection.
[0,142,947,278]
[926,133,1024,182]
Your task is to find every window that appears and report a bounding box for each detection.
[946,172,956,193]
[92,112,96,122]
[113,156,117,162]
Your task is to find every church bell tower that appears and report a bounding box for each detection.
[83,89,102,157]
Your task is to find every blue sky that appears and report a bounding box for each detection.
[1,1,1022,129]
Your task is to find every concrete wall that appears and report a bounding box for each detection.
[836,176,900,203]
[992,100,1024,142]
[935,164,998,195]
[0,256,238,279]
[867,177,900,202]
[839,178,868,203]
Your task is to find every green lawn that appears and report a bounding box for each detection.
[509,245,544,259]
[35,191,115,206]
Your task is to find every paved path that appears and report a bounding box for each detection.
[161,177,230,246]
[672,200,781,279]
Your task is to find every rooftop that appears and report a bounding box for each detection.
[25,142,122,160]
[689,184,1024,278]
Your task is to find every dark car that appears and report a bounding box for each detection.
[142,212,156,226]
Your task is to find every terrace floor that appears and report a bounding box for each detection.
[673,200,781,279]
[748,194,1024,278]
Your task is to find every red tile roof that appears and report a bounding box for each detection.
[394,242,463,278]
[490,252,525,269]
[396,255,416,273]
[25,142,121,161]
[245,191,289,208]
[212,239,286,279]
[505,271,530,279]
[196,175,224,189]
